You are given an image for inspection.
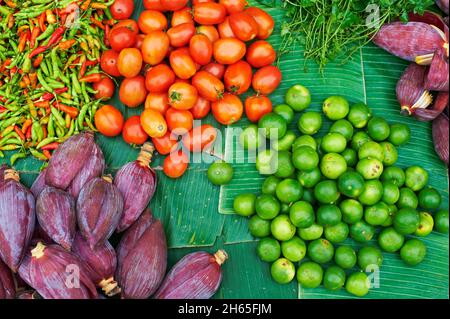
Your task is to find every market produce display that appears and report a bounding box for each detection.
[0,0,449,300]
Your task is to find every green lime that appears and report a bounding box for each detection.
[415,212,434,237]
[381,166,405,187]
[239,124,262,151]
[388,123,411,146]
[345,272,370,297]
[405,166,428,191]
[358,141,384,161]
[434,210,449,233]
[292,135,317,151]
[324,222,349,243]
[378,227,404,252]
[292,146,320,171]
[367,117,390,141]
[341,148,358,167]
[380,142,398,166]
[256,149,276,175]
[256,237,281,262]
[358,246,383,271]
[248,215,271,238]
[340,199,364,224]
[302,188,317,205]
[308,238,335,264]
[382,182,400,205]
[320,153,347,179]
[255,194,281,220]
[418,187,442,211]
[233,193,256,217]
[330,119,354,142]
[298,112,323,135]
[280,203,290,214]
[323,266,346,291]
[347,102,372,128]
[273,131,296,151]
[271,215,296,241]
[350,220,376,243]
[317,205,342,227]
[400,239,426,266]
[285,85,311,112]
[364,202,390,226]
[323,96,350,120]
[281,236,307,262]
[207,161,233,185]
[382,205,398,227]
[276,178,303,204]
[297,261,323,288]
[289,201,315,228]
[338,171,365,198]
[274,104,295,124]
[262,176,281,195]
[272,150,295,178]
[393,208,420,235]
[351,131,371,151]
[297,167,322,188]
[334,246,357,269]
[298,223,323,241]
[356,158,383,180]
[358,180,383,206]
[315,180,340,204]
[271,258,296,284]
[397,187,418,209]
[321,133,347,153]
[258,113,287,139]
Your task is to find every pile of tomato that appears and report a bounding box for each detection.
[95,0,281,178]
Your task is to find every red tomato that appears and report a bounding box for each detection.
[152,132,179,155]
[192,71,225,102]
[122,115,149,145]
[219,0,247,14]
[182,124,217,152]
[201,62,226,79]
[110,0,134,20]
[145,92,170,115]
[163,150,189,179]
[218,17,236,38]
[246,40,276,68]
[165,107,194,135]
[93,77,115,100]
[113,19,139,35]
[160,0,188,11]
[213,38,246,65]
[193,3,227,25]
[119,76,147,108]
[167,23,196,48]
[143,0,166,11]
[138,10,168,34]
[109,26,136,52]
[118,48,143,78]
[94,105,124,137]
[172,7,194,26]
[169,49,197,79]
[252,65,282,95]
[245,95,272,122]
[224,60,252,95]
[189,34,213,66]
[145,64,175,93]
[141,31,170,65]
[191,97,211,119]
[245,7,274,39]
[211,93,243,125]
[168,82,198,110]
[196,25,220,43]
[141,109,167,138]
[100,50,121,77]
[134,34,146,49]
[192,0,214,4]
[229,12,258,42]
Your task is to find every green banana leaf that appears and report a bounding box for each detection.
[1,1,448,299]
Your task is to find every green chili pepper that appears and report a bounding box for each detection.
[29,148,48,161]
[31,121,44,142]
[71,72,82,94]
[66,119,75,137]
[84,117,97,132]
[47,115,55,138]
[10,152,26,166]
[81,82,91,104]
[37,69,53,92]
[22,56,32,73]
[56,125,65,138]
[36,137,58,149]
[36,24,55,42]
[0,150,4,158]
[50,107,66,128]
[77,103,90,128]
[40,59,50,76]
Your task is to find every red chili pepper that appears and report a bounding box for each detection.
[85,60,99,67]
[26,126,32,140]
[0,106,7,113]
[0,58,11,73]
[22,119,32,134]
[41,87,68,101]
[39,12,47,32]
[18,30,30,53]
[53,101,79,118]
[79,73,102,83]
[41,142,59,151]
[79,55,87,77]
[104,24,110,46]
[46,26,65,47]
[35,101,50,108]
[29,45,49,59]
[33,55,44,68]
[42,150,52,159]
[14,126,26,141]
[30,27,41,48]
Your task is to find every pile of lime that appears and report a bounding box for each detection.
[233,85,449,297]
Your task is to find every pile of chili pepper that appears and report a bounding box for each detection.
[0,0,115,165]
